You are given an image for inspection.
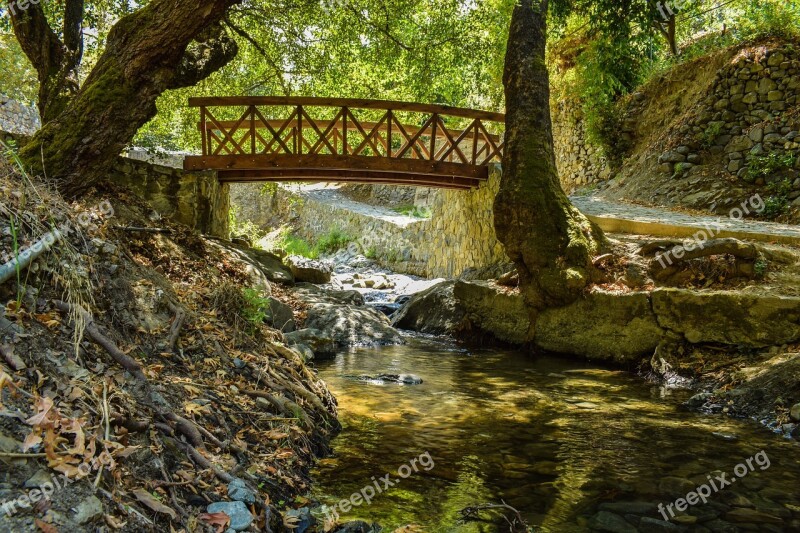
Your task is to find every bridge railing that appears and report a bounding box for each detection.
[188,96,503,168]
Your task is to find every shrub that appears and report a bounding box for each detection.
[744,153,795,183]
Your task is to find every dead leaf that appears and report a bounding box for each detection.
[104,514,127,529]
[34,518,58,533]
[26,397,54,426]
[132,489,177,520]
[199,511,230,533]
[22,431,42,452]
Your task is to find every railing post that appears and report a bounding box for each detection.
[200,106,208,156]
[296,105,303,155]
[430,113,438,161]
[250,105,256,155]
[386,110,393,158]
[342,107,348,155]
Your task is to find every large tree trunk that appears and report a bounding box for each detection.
[15,0,240,197]
[8,0,84,123]
[494,0,606,313]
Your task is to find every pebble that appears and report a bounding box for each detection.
[790,403,800,422]
[73,495,104,524]
[711,431,739,441]
[207,501,253,532]
[227,478,256,505]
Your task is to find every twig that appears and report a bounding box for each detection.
[113,226,172,234]
[0,452,48,458]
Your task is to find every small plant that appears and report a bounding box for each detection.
[280,233,316,258]
[761,178,794,219]
[700,122,723,148]
[314,227,353,255]
[392,204,431,219]
[228,205,265,243]
[744,153,795,183]
[365,246,378,259]
[241,288,270,327]
[754,254,769,278]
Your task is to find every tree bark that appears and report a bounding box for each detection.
[16,0,240,197]
[494,0,606,314]
[8,0,83,123]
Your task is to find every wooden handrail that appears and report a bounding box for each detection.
[188,96,506,122]
[198,119,503,143]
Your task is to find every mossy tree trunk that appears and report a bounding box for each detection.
[11,0,240,197]
[494,0,607,313]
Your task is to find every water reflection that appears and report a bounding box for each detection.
[311,336,800,531]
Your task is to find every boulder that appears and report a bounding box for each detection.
[391,281,466,335]
[287,256,332,284]
[651,289,800,347]
[535,291,664,363]
[208,240,294,288]
[293,283,364,306]
[453,280,531,344]
[305,304,404,347]
[284,328,338,357]
[264,297,295,332]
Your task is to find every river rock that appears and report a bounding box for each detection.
[391,280,466,335]
[305,303,403,346]
[588,510,638,533]
[453,280,531,344]
[598,502,658,515]
[651,289,800,347]
[535,291,664,362]
[73,495,104,524]
[725,508,783,524]
[287,256,332,284]
[207,501,253,531]
[334,521,382,533]
[227,478,256,505]
[638,517,684,531]
[284,328,337,357]
[211,240,294,286]
[264,297,295,332]
[790,402,800,422]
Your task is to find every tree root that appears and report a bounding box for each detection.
[166,302,186,353]
[646,238,761,281]
[0,229,63,285]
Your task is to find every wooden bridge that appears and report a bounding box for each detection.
[183,97,505,190]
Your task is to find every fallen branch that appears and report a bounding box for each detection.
[0,229,63,285]
[113,226,172,234]
[53,300,147,381]
[460,501,529,531]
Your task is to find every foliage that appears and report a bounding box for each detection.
[700,122,723,148]
[240,287,271,328]
[761,177,795,219]
[278,232,316,258]
[393,204,431,218]
[745,153,796,183]
[314,227,353,255]
[228,205,265,243]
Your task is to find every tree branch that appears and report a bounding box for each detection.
[169,22,239,89]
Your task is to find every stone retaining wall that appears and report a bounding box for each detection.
[657,44,800,195]
[0,95,40,136]
[551,98,612,192]
[108,157,229,237]
[235,166,510,279]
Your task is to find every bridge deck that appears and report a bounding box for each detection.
[183,97,504,190]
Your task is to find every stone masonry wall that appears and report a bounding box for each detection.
[0,95,40,136]
[657,44,800,202]
[236,165,510,279]
[551,98,612,193]
[108,157,229,238]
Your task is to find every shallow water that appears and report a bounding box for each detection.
[311,336,800,532]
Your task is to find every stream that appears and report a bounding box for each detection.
[311,335,800,532]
